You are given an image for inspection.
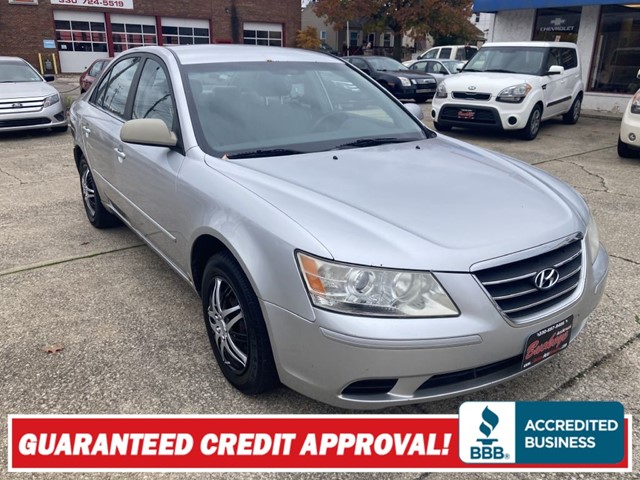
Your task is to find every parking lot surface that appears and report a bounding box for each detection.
[1,106,639,478]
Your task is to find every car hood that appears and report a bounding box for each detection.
[445,72,540,95]
[206,136,585,271]
[0,81,58,99]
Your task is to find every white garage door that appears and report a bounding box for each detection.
[54,11,108,73]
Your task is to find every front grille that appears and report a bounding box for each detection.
[475,239,583,322]
[0,117,50,128]
[415,78,435,85]
[440,106,499,125]
[452,91,491,100]
[0,97,45,114]
[417,354,521,391]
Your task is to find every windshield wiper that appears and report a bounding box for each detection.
[333,137,418,150]
[226,148,304,159]
[484,69,518,73]
[460,68,482,72]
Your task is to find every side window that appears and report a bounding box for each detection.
[95,57,140,118]
[438,47,452,59]
[132,58,175,130]
[560,48,578,70]
[351,58,368,70]
[432,62,444,74]
[424,49,438,59]
[546,48,561,71]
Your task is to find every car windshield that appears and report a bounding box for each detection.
[366,57,408,71]
[183,61,429,158]
[0,61,42,83]
[463,47,546,75]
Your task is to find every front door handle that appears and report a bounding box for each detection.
[82,125,91,136]
[114,147,126,161]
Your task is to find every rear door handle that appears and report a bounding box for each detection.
[114,147,126,161]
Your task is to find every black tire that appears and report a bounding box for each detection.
[201,252,279,394]
[78,157,120,228]
[52,125,68,133]
[562,95,582,124]
[617,136,636,158]
[433,121,451,132]
[520,105,542,140]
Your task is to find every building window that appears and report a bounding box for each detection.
[55,19,107,53]
[243,22,282,46]
[382,33,391,48]
[111,22,157,53]
[162,19,210,46]
[590,5,640,94]
[475,14,480,23]
[349,31,358,47]
[320,30,326,41]
[533,7,581,43]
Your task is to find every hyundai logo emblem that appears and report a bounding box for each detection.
[12,103,23,108]
[468,86,477,90]
[534,268,560,290]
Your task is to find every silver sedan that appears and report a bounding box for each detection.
[69,45,608,409]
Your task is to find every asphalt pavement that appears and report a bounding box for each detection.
[0,93,639,479]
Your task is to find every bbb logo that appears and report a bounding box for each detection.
[459,402,516,464]
[470,406,508,460]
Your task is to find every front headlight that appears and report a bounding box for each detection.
[398,76,412,87]
[296,252,459,317]
[586,217,600,262]
[496,83,532,103]
[43,93,61,108]
[435,82,447,99]
[630,90,640,114]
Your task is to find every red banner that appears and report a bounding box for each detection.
[8,415,632,472]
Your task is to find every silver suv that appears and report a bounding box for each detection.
[70,45,608,409]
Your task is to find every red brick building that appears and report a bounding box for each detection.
[0,0,301,73]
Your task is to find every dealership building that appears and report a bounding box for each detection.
[0,0,300,73]
[474,0,640,113]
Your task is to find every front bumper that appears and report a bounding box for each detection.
[431,96,536,130]
[620,106,640,149]
[264,244,608,409]
[0,102,67,133]
[391,84,436,101]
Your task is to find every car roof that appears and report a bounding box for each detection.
[482,41,577,49]
[129,45,344,65]
[0,56,28,63]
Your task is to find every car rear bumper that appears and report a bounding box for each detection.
[264,244,608,409]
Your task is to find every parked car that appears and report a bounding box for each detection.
[431,42,584,140]
[417,45,478,62]
[344,55,437,102]
[70,44,607,409]
[618,69,640,158]
[0,56,67,133]
[80,58,111,93]
[404,59,466,85]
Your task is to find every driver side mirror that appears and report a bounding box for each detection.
[547,65,564,76]
[120,118,177,148]
[43,74,55,82]
[404,102,424,120]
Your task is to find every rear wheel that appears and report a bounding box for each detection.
[520,105,542,140]
[201,252,279,394]
[78,157,119,228]
[562,96,581,124]
[433,121,451,132]
[617,136,637,158]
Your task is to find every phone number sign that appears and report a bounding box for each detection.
[50,0,133,9]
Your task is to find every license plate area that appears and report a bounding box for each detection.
[521,316,573,370]
[457,108,475,120]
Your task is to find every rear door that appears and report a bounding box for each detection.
[542,48,566,117]
[559,47,580,110]
[81,56,141,205]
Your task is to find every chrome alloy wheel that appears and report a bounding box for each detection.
[81,168,97,218]
[207,277,249,374]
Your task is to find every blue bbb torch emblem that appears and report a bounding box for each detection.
[477,406,499,445]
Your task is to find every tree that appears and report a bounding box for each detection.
[296,26,322,50]
[314,0,476,60]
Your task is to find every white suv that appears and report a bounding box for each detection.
[431,42,583,140]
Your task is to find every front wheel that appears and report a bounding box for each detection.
[201,252,279,394]
[520,105,542,140]
[562,96,581,124]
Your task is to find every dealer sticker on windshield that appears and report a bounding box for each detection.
[521,316,573,370]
